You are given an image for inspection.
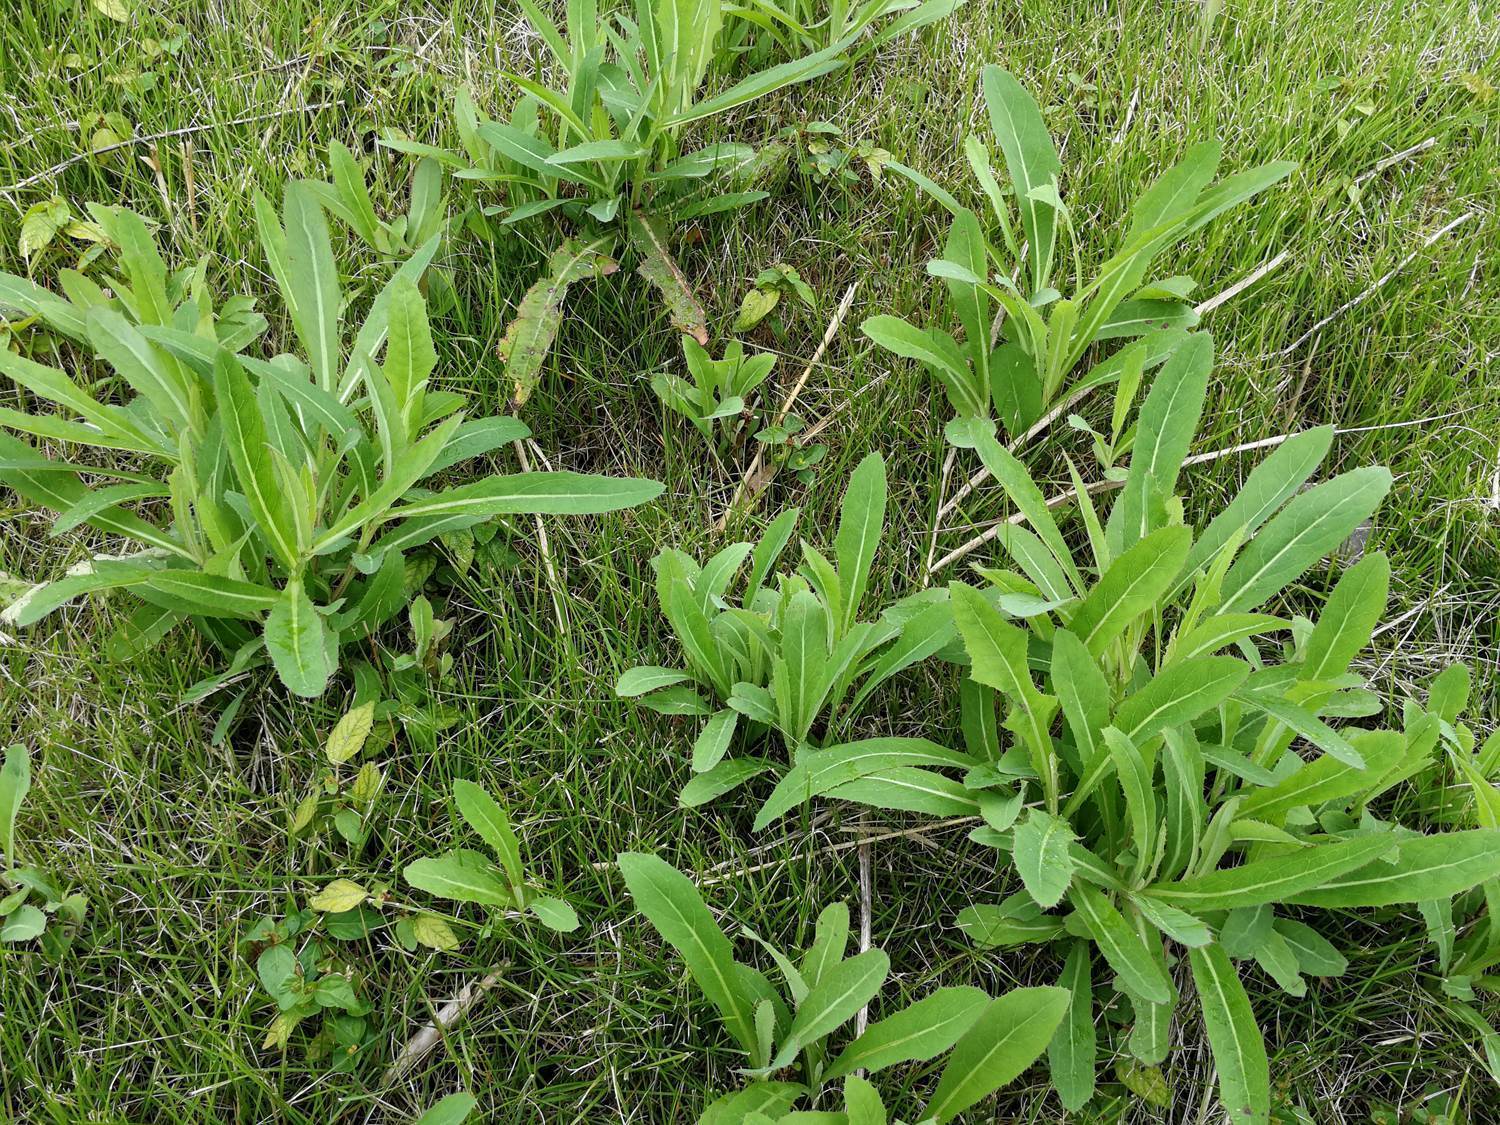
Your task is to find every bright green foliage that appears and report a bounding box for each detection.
[304,141,448,262]
[724,0,964,60]
[863,65,1294,446]
[404,778,580,934]
[0,744,88,958]
[651,335,777,445]
[616,452,957,806]
[752,340,1500,1122]
[618,851,1066,1120]
[0,192,662,698]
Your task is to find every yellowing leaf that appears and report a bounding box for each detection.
[309,878,367,913]
[288,793,318,835]
[262,1009,305,1050]
[325,702,376,764]
[92,0,133,20]
[411,914,461,951]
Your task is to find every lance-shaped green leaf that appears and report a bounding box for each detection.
[5,560,158,627]
[282,180,342,392]
[799,902,850,992]
[1236,730,1404,822]
[138,570,281,620]
[0,743,30,864]
[980,66,1061,292]
[214,353,300,569]
[769,948,889,1068]
[697,1082,806,1125]
[1128,141,1221,239]
[860,316,973,393]
[87,307,195,433]
[1284,829,1500,908]
[776,589,829,743]
[1218,467,1392,614]
[453,780,523,887]
[629,211,708,345]
[823,986,991,1082]
[1112,656,1249,745]
[1300,551,1389,682]
[404,847,513,907]
[498,235,618,409]
[1013,808,1076,908]
[383,275,436,435]
[1067,526,1191,658]
[617,852,759,1057]
[833,452,886,634]
[754,739,975,830]
[1069,884,1172,1004]
[1141,834,1394,911]
[924,986,1071,1123]
[969,432,1083,594]
[264,577,333,698]
[1189,944,1269,1125]
[1048,940,1096,1111]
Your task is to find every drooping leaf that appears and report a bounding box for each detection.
[629,211,708,345]
[1284,829,1500,908]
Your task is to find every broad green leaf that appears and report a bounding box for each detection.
[1,904,46,942]
[666,42,847,126]
[842,1075,885,1125]
[777,590,829,743]
[1130,893,1213,947]
[1236,730,1404,822]
[860,315,972,390]
[1300,552,1389,682]
[824,986,990,1082]
[528,896,580,932]
[325,702,375,765]
[799,902,850,992]
[309,878,367,913]
[1284,829,1500,907]
[1112,656,1249,744]
[692,709,739,774]
[264,578,333,698]
[616,666,694,697]
[1219,468,1392,614]
[413,1092,479,1125]
[1067,526,1191,658]
[283,180,342,391]
[1272,919,1347,976]
[825,766,980,818]
[697,1083,806,1125]
[0,743,30,864]
[383,275,436,434]
[1102,726,1159,882]
[1189,944,1269,1125]
[833,452,886,634]
[925,986,1071,1123]
[771,948,890,1067]
[453,779,523,887]
[404,848,513,907]
[981,66,1061,292]
[1128,141,1220,239]
[754,739,974,830]
[1048,940,1096,1111]
[969,432,1083,594]
[1012,809,1076,908]
[681,758,773,808]
[617,852,759,1056]
[1143,834,1394,911]
[1051,628,1109,768]
[1069,884,1172,1004]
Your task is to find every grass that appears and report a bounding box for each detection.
[1,0,1497,1121]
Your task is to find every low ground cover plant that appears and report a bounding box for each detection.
[0,744,87,956]
[619,851,1068,1121]
[749,337,1500,1120]
[0,188,662,699]
[616,451,957,805]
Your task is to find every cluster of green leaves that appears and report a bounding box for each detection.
[387,0,869,408]
[616,452,957,806]
[0,744,88,956]
[724,0,962,61]
[0,188,661,699]
[304,141,447,263]
[732,262,816,333]
[403,778,581,934]
[651,335,777,447]
[863,66,1293,446]
[748,338,1500,1121]
[618,851,1068,1123]
[288,701,390,850]
[241,902,378,1067]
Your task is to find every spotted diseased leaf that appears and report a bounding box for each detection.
[629,211,708,345]
[498,235,618,409]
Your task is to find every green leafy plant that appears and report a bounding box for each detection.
[725,0,963,61]
[616,451,957,806]
[403,778,580,934]
[732,263,816,333]
[0,744,88,957]
[241,901,379,1067]
[413,1094,478,1125]
[0,191,662,698]
[618,851,1068,1121]
[750,339,1500,1122]
[385,0,853,408]
[303,141,448,263]
[651,334,777,447]
[862,65,1293,446]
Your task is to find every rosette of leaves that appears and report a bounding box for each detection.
[0,187,662,699]
[618,851,1069,1122]
[651,334,777,447]
[0,744,89,957]
[403,778,580,934]
[383,0,853,410]
[616,452,957,807]
[862,65,1293,446]
[241,902,378,1067]
[752,339,1500,1121]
